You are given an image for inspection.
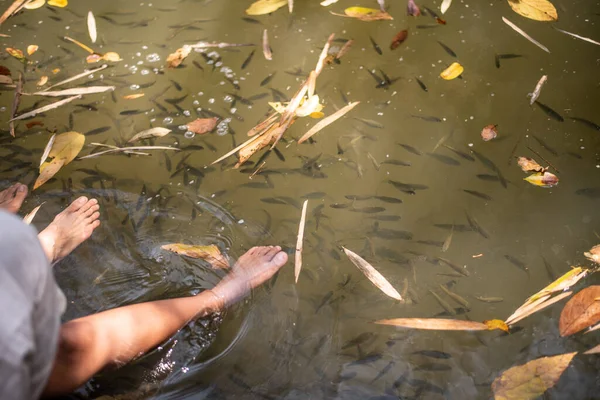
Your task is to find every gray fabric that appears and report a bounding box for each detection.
[0,211,66,400]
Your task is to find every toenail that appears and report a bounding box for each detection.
[17,185,26,192]
[273,252,287,264]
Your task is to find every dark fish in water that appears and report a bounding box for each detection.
[163,152,172,172]
[417,24,440,29]
[408,378,445,395]
[476,173,503,182]
[345,194,373,200]
[429,289,456,315]
[260,73,275,86]
[85,126,110,136]
[241,49,255,69]
[349,352,383,366]
[374,196,402,204]
[315,291,334,312]
[471,149,499,173]
[569,117,600,131]
[382,159,411,167]
[169,79,182,91]
[428,153,460,166]
[411,114,442,122]
[120,109,148,115]
[442,145,475,161]
[372,224,413,240]
[377,247,409,264]
[330,202,352,209]
[415,78,428,92]
[273,147,285,161]
[242,17,261,24]
[270,87,288,102]
[411,350,452,359]
[371,361,395,383]
[416,240,444,248]
[389,180,429,194]
[531,135,558,156]
[192,60,204,70]
[565,151,582,159]
[437,257,469,277]
[495,53,523,68]
[416,363,451,372]
[165,94,188,105]
[575,187,600,199]
[369,36,383,55]
[369,215,402,221]
[437,41,457,57]
[354,117,384,129]
[351,206,385,214]
[463,189,493,201]
[302,191,326,199]
[535,101,564,122]
[398,143,422,155]
[260,197,287,205]
[465,212,489,239]
[505,255,529,274]
[341,332,375,349]
[434,223,473,232]
[248,93,269,101]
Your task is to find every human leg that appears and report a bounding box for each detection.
[0,182,28,213]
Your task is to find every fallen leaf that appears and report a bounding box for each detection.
[559,285,600,336]
[440,0,452,14]
[481,124,498,141]
[440,62,463,80]
[187,117,218,135]
[343,247,402,300]
[524,171,559,188]
[484,319,510,333]
[390,29,408,50]
[23,202,44,224]
[37,75,48,86]
[0,65,10,75]
[407,0,421,16]
[295,199,308,283]
[166,46,191,68]
[506,291,572,326]
[0,0,28,25]
[102,52,121,62]
[295,94,323,117]
[517,156,546,173]
[507,0,557,22]
[52,68,60,74]
[11,95,82,122]
[128,127,171,143]
[332,6,393,21]
[374,318,488,330]
[161,243,229,269]
[246,0,287,15]
[584,245,600,264]
[123,93,144,100]
[584,344,600,354]
[25,120,43,129]
[6,47,24,61]
[26,44,38,55]
[47,0,67,7]
[525,267,589,305]
[297,101,359,144]
[492,352,576,400]
[35,131,85,189]
[87,11,97,43]
[40,133,56,166]
[24,0,45,9]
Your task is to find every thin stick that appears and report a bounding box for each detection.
[295,200,308,283]
[502,17,550,53]
[41,65,108,92]
[210,133,265,165]
[79,146,179,159]
[64,36,95,54]
[249,161,266,179]
[297,101,360,144]
[506,291,572,326]
[527,145,560,173]
[28,86,115,97]
[554,27,600,46]
[0,0,27,25]
[10,95,82,121]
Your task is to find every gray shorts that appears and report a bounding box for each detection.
[0,211,66,400]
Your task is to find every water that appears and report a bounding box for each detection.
[1,0,599,398]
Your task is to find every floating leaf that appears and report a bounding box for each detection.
[26,44,38,55]
[0,65,10,75]
[390,29,408,50]
[6,47,24,61]
[332,6,393,21]
[246,0,287,15]
[484,319,510,333]
[297,101,359,144]
[440,62,463,80]
[492,352,576,400]
[23,202,44,224]
[481,124,498,141]
[87,11,97,43]
[0,0,28,25]
[517,156,546,173]
[507,0,557,22]
[0,74,12,84]
[187,117,218,135]
[440,0,452,14]
[295,200,308,283]
[525,267,589,305]
[584,344,600,354]
[161,243,229,269]
[35,131,84,189]
[24,0,46,9]
[102,52,121,62]
[343,247,402,300]
[374,318,488,330]
[166,46,191,68]
[11,95,81,121]
[502,16,550,53]
[47,0,67,7]
[506,291,572,326]
[40,133,56,167]
[524,171,559,187]
[128,127,171,143]
[559,285,600,336]
[584,245,600,264]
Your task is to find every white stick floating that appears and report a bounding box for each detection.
[40,133,56,167]
[79,146,180,159]
[554,27,600,46]
[41,65,108,92]
[23,202,44,225]
[294,200,308,283]
[87,11,97,43]
[502,17,550,53]
[29,86,115,97]
[440,0,452,14]
[528,75,547,105]
[10,95,82,121]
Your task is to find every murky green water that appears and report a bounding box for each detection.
[1,0,600,398]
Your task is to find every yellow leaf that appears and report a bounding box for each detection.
[524,171,559,187]
[47,0,68,7]
[26,44,38,55]
[6,47,24,61]
[526,267,587,304]
[492,352,576,400]
[340,6,393,21]
[484,319,510,333]
[310,111,325,119]
[35,131,84,189]
[86,54,102,64]
[295,95,322,117]
[440,62,464,80]
[51,68,60,74]
[24,0,46,10]
[102,52,121,62]
[507,0,557,22]
[246,0,288,15]
[166,47,191,68]
[161,243,230,269]
[36,75,47,86]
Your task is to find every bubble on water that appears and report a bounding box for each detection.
[216,118,231,136]
[207,51,220,59]
[230,107,237,114]
[178,125,188,131]
[141,69,150,76]
[137,60,143,65]
[184,131,195,139]
[196,107,202,113]
[146,53,160,62]
[238,219,245,224]
[224,95,233,103]
[197,91,204,96]
[219,81,225,86]
[215,61,223,68]
[130,84,140,90]
[163,117,173,124]
[208,98,215,104]
[142,45,148,50]
[135,52,142,57]
[183,110,191,117]
[0,107,6,112]
[193,100,199,106]
[128,65,138,74]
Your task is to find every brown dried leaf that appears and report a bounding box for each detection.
[390,29,408,50]
[524,171,559,188]
[162,243,229,269]
[6,47,24,61]
[0,65,10,75]
[481,124,498,141]
[0,74,12,84]
[517,156,547,173]
[343,247,402,300]
[507,0,558,22]
[492,352,576,400]
[484,319,510,333]
[166,46,191,68]
[35,131,84,189]
[559,285,600,336]
[374,318,487,330]
[187,117,218,135]
[236,124,282,167]
[37,75,48,86]
[26,44,38,55]
[584,244,600,264]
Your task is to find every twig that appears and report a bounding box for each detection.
[295,200,308,283]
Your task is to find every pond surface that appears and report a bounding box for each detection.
[1,0,600,398]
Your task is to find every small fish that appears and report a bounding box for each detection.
[465,212,489,239]
[302,192,326,199]
[408,379,445,395]
[437,41,457,57]
[442,145,475,161]
[315,291,334,312]
[330,202,352,209]
[354,117,384,129]
[569,117,600,131]
[442,225,453,252]
[374,196,402,204]
[416,363,452,372]
[367,152,380,170]
[437,257,469,277]
[534,101,564,122]
[345,194,373,201]
[527,75,547,105]
[369,36,382,55]
[439,284,470,308]
[531,135,558,156]
[389,180,429,194]
[463,189,493,201]
[411,350,451,359]
[428,153,460,166]
[260,73,275,86]
[120,109,148,115]
[382,159,411,167]
[372,225,412,240]
[349,352,383,366]
[416,240,444,248]
[415,78,428,92]
[371,361,395,383]
[241,49,255,69]
[192,60,204,70]
[85,126,110,136]
[495,53,523,68]
[504,254,529,274]
[369,215,402,221]
[429,289,456,315]
[398,143,422,155]
[165,94,188,105]
[341,332,375,349]
[351,206,385,214]
[169,79,183,91]
[475,296,504,303]
[411,114,442,122]
[416,24,440,29]
[575,187,600,199]
[471,149,499,173]
[242,17,261,24]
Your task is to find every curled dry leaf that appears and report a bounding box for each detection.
[123,93,144,100]
[35,131,85,189]
[407,0,421,16]
[492,352,576,400]
[246,0,287,15]
[525,267,589,305]
[390,29,408,50]
[37,75,48,86]
[507,0,558,22]
[481,124,498,141]
[374,318,488,330]
[23,203,44,224]
[6,47,24,61]
[524,171,559,188]
[440,0,452,14]
[47,0,67,7]
[484,319,510,333]
[102,52,121,62]
[343,246,402,300]
[332,6,393,21]
[166,46,191,68]
[559,285,600,336]
[440,62,463,80]
[0,65,10,75]
[24,0,46,9]
[518,156,546,173]
[161,243,229,269]
[86,54,102,63]
[26,44,38,55]
[584,244,600,264]
[128,127,171,143]
[187,117,218,135]
[87,11,97,43]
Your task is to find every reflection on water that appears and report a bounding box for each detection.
[1,0,599,398]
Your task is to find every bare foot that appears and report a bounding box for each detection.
[211,246,288,307]
[38,196,101,264]
[0,183,28,213]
